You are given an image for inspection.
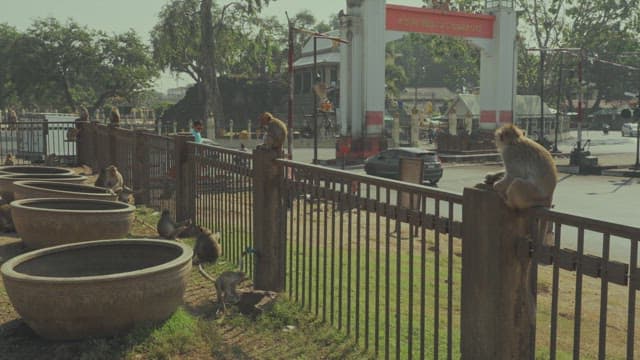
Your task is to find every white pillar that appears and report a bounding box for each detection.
[476,6,517,130]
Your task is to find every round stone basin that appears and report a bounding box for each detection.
[1,239,193,340]
[13,181,117,201]
[11,198,135,249]
[0,165,75,175]
[0,174,87,203]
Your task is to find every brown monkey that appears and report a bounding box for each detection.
[156,210,192,240]
[214,270,248,313]
[110,107,120,127]
[193,226,222,264]
[66,127,79,141]
[486,124,557,210]
[256,112,287,152]
[4,154,15,166]
[95,165,124,192]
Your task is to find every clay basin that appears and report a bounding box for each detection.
[1,239,193,340]
[0,165,75,175]
[13,181,117,201]
[0,173,87,202]
[11,198,135,249]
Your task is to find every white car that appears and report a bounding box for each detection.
[621,123,638,137]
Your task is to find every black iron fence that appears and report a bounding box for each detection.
[0,121,78,165]
[73,123,639,359]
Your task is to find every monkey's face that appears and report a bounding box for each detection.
[495,124,523,150]
[258,113,271,127]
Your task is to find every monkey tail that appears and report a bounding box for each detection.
[198,263,217,283]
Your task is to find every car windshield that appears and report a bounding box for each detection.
[416,152,438,162]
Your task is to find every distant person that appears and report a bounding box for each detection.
[191,120,203,144]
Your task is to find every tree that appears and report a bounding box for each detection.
[0,23,19,110]
[91,31,159,112]
[151,0,272,134]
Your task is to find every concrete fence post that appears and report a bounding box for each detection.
[461,186,535,360]
[108,126,118,167]
[252,148,285,291]
[174,134,195,222]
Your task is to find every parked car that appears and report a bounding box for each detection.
[364,147,443,185]
[621,123,638,137]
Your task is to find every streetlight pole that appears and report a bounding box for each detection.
[313,36,318,164]
[552,53,563,153]
[539,49,546,144]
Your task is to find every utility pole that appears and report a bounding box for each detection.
[552,53,563,153]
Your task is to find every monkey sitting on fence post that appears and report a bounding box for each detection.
[256,112,287,155]
[484,124,557,245]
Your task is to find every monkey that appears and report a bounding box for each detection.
[110,107,120,127]
[0,204,15,233]
[256,112,287,152]
[95,165,124,192]
[4,154,15,166]
[486,124,557,210]
[7,109,17,130]
[214,270,248,313]
[66,127,79,141]
[156,209,192,240]
[193,226,222,264]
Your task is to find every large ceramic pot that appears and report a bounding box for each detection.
[0,165,75,175]
[13,181,117,201]
[11,198,135,249]
[0,174,87,202]
[1,239,193,340]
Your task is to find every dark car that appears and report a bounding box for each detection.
[364,147,443,185]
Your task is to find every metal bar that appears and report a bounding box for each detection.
[395,193,402,359]
[597,233,610,360]
[347,181,353,336]
[408,191,415,360]
[338,180,345,330]
[573,228,584,359]
[355,181,361,344]
[447,201,454,360]
[301,174,308,308]
[330,179,336,325]
[375,185,381,357]
[420,194,427,360]
[308,175,314,312]
[316,175,321,316]
[322,176,329,323]
[627,238,638,359]
[295,174,302,303]
[550,222,561,359]
[434,198,440,360]
[364,183,371,350]
[385,187,391,360]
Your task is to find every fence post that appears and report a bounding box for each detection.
[252,148,285,292]
[461,186,535,360]
[174,134,195,222]
[108,126,118,166]
[134,130,150,205]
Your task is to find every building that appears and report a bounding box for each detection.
[445,94,569,140]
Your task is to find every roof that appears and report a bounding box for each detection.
[293,52,341,68]
[397,87,457,101]
[451,94,555,117]
[300,30,341,55]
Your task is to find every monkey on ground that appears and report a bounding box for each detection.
[214,270,248,313]
[156,210,192,240]
[193,226,222,264]
[256,112,287,152]
[4,154,15,166]
[95,165,124,192]
[485,124,557,210]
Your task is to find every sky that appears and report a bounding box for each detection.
[0,0,425,91]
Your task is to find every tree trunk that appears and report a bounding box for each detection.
[200,0,224,138]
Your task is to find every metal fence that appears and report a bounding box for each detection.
[531,209,639,360]
[192,144,253,274]
[278,160,463,359]
[73,123,639,359]
[0,121,78,165]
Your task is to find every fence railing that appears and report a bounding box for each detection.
[0,121,78,165]
[72,123,639,359]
